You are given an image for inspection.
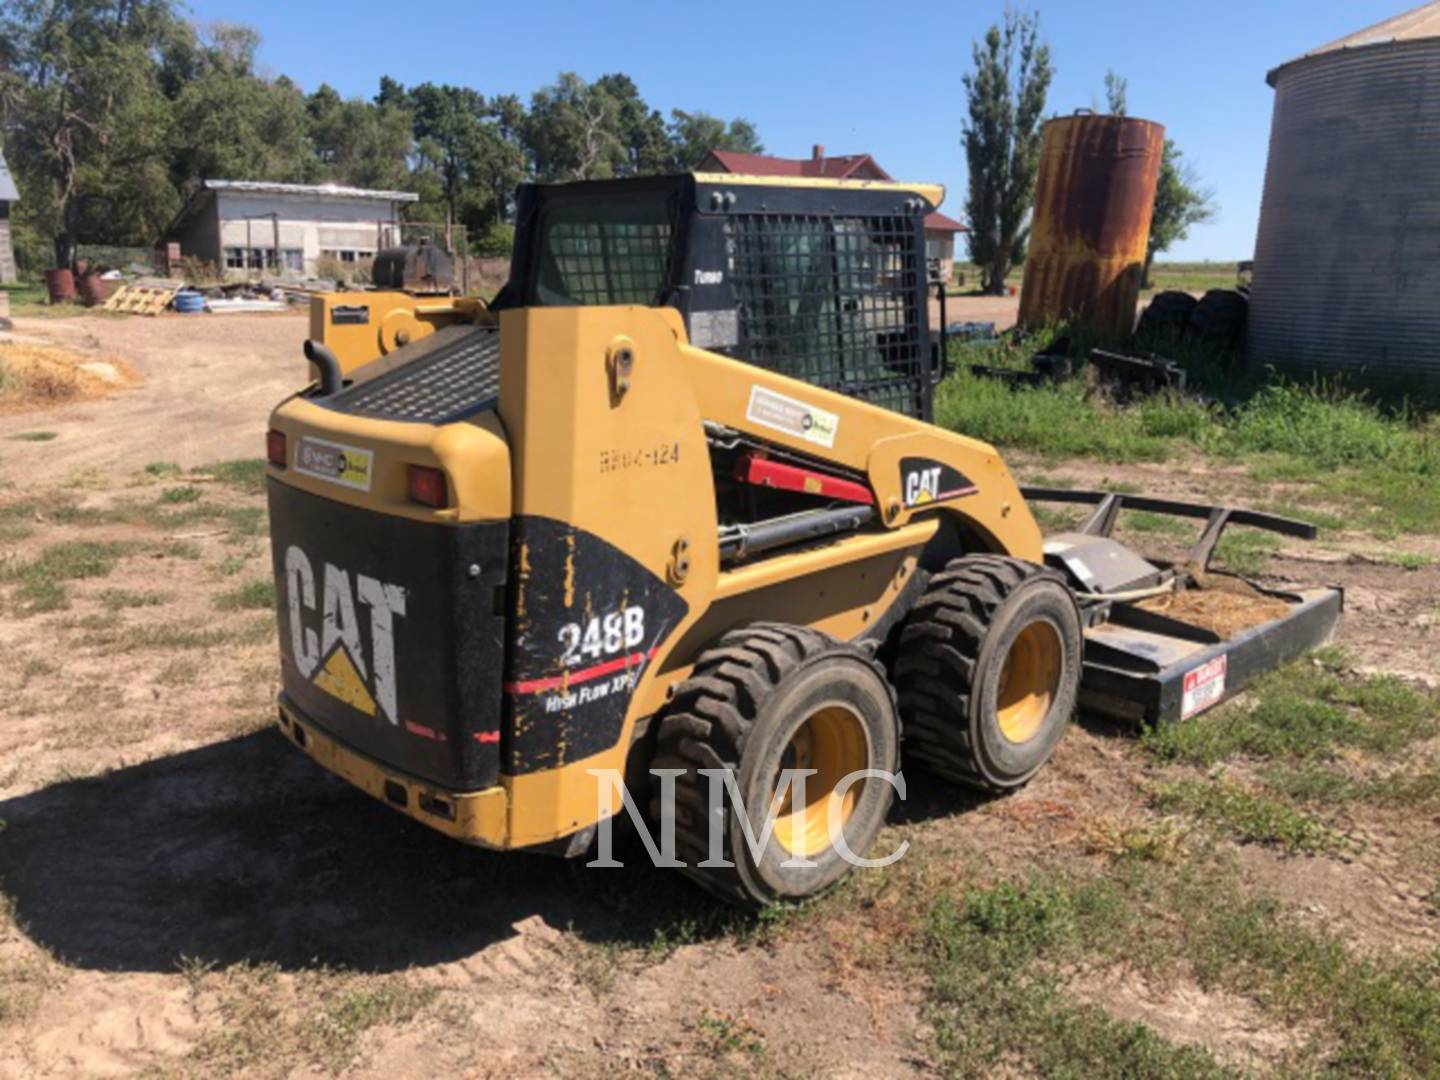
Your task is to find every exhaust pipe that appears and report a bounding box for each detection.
[304,339,343,397]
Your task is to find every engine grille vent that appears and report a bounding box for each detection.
[323,325,500,424]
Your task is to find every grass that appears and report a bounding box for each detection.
[921,862,1440,1078]
[1142,261,1242,294]
[1212,528,1281,576]
[96,587,173,611]
[1380,551,1434,570]
[924,877,1235,1078]
[206,458,267,495]
[160,485,202,504]
[7,431,57,442]
[188,963,437,1074]
[1142,652,1439,767]
[216,578,275,611]
[73,621,259,652]
[936,332,1440,538]
[1264,763,1440,811]
[1,539,136,613]
[1123,509,1194,539]
[1152,778,1344,853]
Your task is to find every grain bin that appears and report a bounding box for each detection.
[1249,2,1440,395]
[1018,112,1165,338]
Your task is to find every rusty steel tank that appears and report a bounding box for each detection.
[1018,112,1165,337]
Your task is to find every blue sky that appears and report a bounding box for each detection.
[185,0,1409,260]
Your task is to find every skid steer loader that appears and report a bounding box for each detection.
[264,173,1341,907]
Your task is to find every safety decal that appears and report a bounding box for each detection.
[746,385,839,449]
[899,456,978,508]
[1181,655,1227,720]
[294,436,374,491]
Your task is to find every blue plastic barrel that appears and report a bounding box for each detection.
[173,291,205,314]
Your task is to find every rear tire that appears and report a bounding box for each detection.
[650,623,899,909]
[1189,288,1248,347]
[893,555,1082,792]
[1136,290,1198,340]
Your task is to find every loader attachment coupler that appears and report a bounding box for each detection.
[1022,488,1343,726]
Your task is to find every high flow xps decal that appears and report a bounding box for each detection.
[504,517,688,774]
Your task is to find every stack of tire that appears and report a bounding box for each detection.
[1136,287,1248,349]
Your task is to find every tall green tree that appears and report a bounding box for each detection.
[1104,69,1127,115]
[308,86,414,191]
[524,72,626,182]
[595,74,671,175]
[1146,140,1217,286]
[166,24,315,194]
[962,8,1053,295]
[406,82,489,227]
[668,110,763,170]
[0,0,183,266]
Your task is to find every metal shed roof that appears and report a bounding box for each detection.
[1268,0,1440,84]
[0,149,19,202]
[203,179,418,203]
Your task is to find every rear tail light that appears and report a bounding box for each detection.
[407,464,448,509]
[266,429,287,468]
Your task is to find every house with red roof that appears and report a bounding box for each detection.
[699,144,968,283]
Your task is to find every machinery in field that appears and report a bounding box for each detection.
[264,174,1341,907]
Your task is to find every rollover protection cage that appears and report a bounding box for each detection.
[498,174,939,420]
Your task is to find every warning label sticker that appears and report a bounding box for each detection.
[1181,655,1227,719]
[745,385,839,449]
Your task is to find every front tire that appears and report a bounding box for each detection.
[650,624,900,909]
[893,555,1081,792]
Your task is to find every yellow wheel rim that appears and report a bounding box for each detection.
[771,705,869,859]
[996,620,1063,744]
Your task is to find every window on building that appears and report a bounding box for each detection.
[283,249,303,272]
[224,247,246,269]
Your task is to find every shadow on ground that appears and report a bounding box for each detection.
[0,730,719,974]
[0,718,1131,975]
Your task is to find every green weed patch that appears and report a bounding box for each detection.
[1141,654,1437,766]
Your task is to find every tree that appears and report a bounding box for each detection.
[1146,140,1217,286]
[167,24,315,193]
[0,0,184,267]
[308,85,414,191]
[524,72,627,182]
[595,74,670,175]
[1104,69,1127,115]
[406,82,491,228]
[668,110,762,170]
[962,9,1053,294]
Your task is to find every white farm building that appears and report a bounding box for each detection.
[163,180,418,278]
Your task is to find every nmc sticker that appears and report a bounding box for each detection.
[1181,655,1227,719]
[295,436,374,491]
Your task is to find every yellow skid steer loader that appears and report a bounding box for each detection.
[265,174,1340,907]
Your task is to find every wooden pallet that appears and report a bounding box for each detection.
[103,283,180,316]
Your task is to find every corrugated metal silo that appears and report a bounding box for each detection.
[1018,113,1165,338]
[1249,2,1440,393]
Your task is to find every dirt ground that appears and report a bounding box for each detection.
[0,313,308,480]
[0,312,1436,1078]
